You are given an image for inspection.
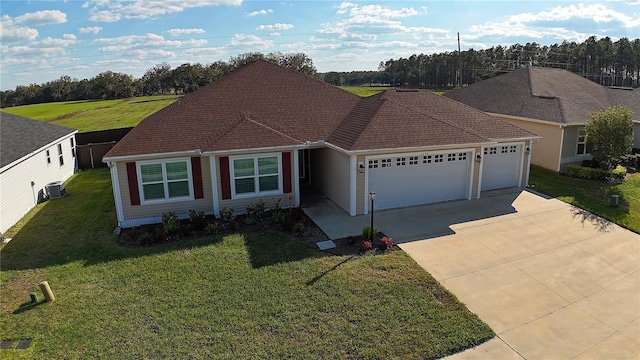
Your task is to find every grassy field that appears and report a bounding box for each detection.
[0,169,493,359]
[339,85,392,97]
[1,95,180,132]
[529,165,640,233]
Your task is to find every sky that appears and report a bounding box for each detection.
[1,0,639,90]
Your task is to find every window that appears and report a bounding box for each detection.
[46,150,51,165]
[70,138,76,158]
[447,153,456,162]
[231,154,281,197]
[423,155,432,164]
[57,144,64,166]
[434,154,444,163]
[368,159,378,169]
[396,157,406,166]
[138,159,192,203]
[409,156,418,165]
[577,129,587,155]
[458,153,467,161]
[501,146,508,154]
[484,147,497,155]
[509,145,517,153]
[381,158,392,167]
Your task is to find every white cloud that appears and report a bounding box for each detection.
[511,3,640,28]
[79,26,102,34]
[14,10,67,26]
[256,23,293,31]
[1,34,78,58]
[93,33,207,60]
[229,34,272,49]
[247,9,273,17]
[167,28,206,36]
[0,24,39,43]
[336,2,420,19]
[86,0,242,22]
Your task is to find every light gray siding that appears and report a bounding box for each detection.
[0,134,76,233]
[633,122,640,149]
[560,126,592,170]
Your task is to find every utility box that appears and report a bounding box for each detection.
[46,181,66,199]
[610,194,619,207]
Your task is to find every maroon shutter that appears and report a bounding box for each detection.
[191,157,204,199]
[126,162,140,206]
[282,152,292,193]
[220,156,231,200]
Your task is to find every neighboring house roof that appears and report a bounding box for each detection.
[1,113,76,169]
[105,60,536,159]
[607,87,640,122]
[444,67,617,125]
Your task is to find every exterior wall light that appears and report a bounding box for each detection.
[476,154,482,163]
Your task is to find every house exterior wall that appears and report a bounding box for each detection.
[215,151,296,215]
[117,156,213,226]
[471,146,481,198]
[356,155,366,215]
[560,126,592,170]
[311,148,351,213]
[633,122,640,149]
[495,115,562,171]
[0,134,76,233]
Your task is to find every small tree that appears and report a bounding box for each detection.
[585,106,634,169]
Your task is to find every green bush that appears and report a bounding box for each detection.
[246,199,267,219]
[219,207,235,224]
[188,209,207,231]
[620,154,640,169]
[609,165,627,183]
[161,211,180,235]
[362,226,378,240]
[564,164,609,181]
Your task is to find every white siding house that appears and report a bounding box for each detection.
[0,113,77,234]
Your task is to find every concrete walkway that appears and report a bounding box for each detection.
[304,189,639,359]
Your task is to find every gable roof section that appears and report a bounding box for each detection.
[106,60,537,159]
[1,113,76,169]
[607,87,640,122]
[329,90,535,151]
[105,60,361,157]
[445,67,616,125]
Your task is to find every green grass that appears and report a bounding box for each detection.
[529,165,640,233]
[1,95,180,132]
[340,85,392,97]
[0,169,493,359]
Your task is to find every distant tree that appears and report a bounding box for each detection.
[141,63,172,95]
[323,72,342,85]
[585,106,634,169]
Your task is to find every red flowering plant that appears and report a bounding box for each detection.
[361,240,373,251]
[381,236,394,250]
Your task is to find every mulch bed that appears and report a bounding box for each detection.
[118,208,400,256]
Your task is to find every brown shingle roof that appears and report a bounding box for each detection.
[105,60,537,159]
[445,67,617,125]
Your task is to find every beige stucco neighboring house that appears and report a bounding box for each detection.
[445,67,640,172]
[0,113,77,234]
[103,60,538,228]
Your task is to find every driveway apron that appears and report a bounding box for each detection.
[398,190,639,359]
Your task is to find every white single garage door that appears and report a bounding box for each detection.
[481,144,522,191]
[368,152,471,210]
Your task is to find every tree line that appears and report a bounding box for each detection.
[0,52,316,108]
[2,36,638,108]
[370,36,640,89]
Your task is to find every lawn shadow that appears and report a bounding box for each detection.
[13,300,47,314]
[243,232,329,268]
[306,255,354,285]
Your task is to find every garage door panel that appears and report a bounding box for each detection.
[481,145,521,191]
[369,152,471,210]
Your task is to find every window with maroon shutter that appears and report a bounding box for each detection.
[126,162,140,206]
[191,157,204,199]
[282,152,291,193]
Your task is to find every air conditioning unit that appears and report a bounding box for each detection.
[46,181,66,199]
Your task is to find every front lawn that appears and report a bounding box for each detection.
[0,169,493,359]
[529,165,640,233]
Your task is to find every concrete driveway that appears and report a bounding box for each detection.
[398,190,640,359]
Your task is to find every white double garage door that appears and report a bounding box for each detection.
[367,145,523,211]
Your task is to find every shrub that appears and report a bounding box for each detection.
[219,207,235,224]
[292,222,306,235]
[205,221,225,235]
[188,209,207,231]
[381,236,394,250]
[161,211,180,235]
[620,154,640,169]
[137,231,156,246]
[564,164,609,181]
[608,165,627,183]
[362,226,378,240]
[246,199,267,220]
[361,240,373,251]
[347,235,357,245]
